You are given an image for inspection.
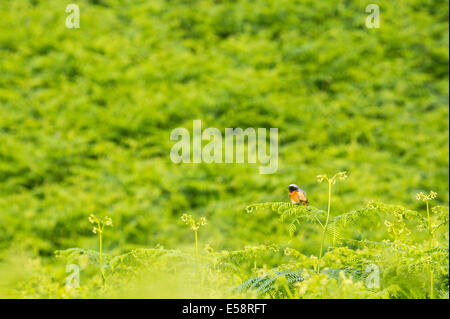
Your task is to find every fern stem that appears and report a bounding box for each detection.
[318,180,332,273]
[426,200,436,248]
[426,200,435,298]
[430,267,434,299]
[195,230,199,259]
[99,230,105,283]
[99,232,102,267]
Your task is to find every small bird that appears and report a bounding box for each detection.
[288,184,309,206]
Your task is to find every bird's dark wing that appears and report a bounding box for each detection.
[298,190,308,203]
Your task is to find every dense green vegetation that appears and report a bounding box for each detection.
[0,0,448,298]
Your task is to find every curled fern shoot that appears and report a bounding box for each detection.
[416,191,438,299]
[316,171,347,273]
[88,214,113,283]
[181,214,207,259]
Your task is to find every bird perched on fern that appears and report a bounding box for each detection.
[288,184,309,206]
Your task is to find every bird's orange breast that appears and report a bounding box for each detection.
[289,190,300,203]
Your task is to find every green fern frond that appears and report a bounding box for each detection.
[234,270,304,297]
[214,244,279,272]
[55,248,105,266]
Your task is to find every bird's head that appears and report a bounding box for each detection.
[288,184,300,192]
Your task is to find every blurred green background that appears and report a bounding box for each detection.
[0,0,448,297]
